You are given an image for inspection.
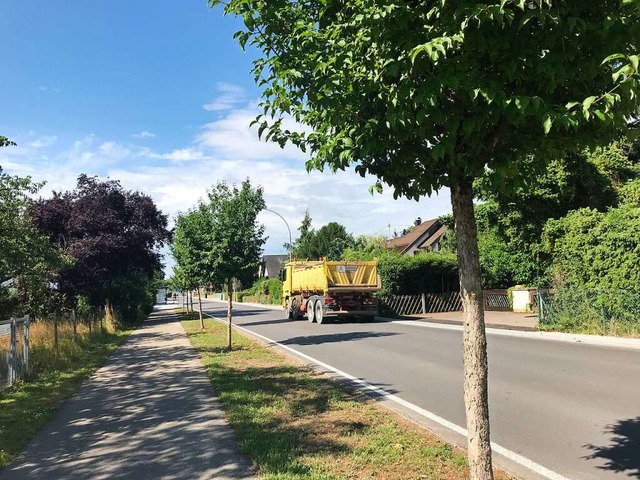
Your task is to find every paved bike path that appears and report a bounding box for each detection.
[0,309,255,480]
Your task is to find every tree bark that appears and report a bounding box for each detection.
[450,175,493,480]
[226,279,233,351]
[197,287,205,330]
[72,307,77,340]
[53,316,59,355]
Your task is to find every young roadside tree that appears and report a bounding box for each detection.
[172,207,216,329]
[204,180,266,350]
[211,1,640,476]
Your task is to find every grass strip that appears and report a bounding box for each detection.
[182,316,511,480]
[0,329,130,467]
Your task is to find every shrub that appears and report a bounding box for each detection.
[377,251,458,296]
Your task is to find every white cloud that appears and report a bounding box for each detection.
[133,131,156,139]
[197,106,305,162]
[1,101,452,272]
[203,82,246,111]
[37,86,60,93]
[163,148,207,162]
[30,135,58,148]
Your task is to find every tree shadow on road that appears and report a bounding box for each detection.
[584,416,640,478]
[281,331,398,346]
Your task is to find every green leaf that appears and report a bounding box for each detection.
[601,53,626,65]
[583,96,598,111]
[543,116,553,135]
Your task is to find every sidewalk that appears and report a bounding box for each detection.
[406,310,539,331]
[0,308,255,480]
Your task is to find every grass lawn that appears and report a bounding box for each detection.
[182,316,511,480]
[0,328,130,468]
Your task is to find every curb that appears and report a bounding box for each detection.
[388,318,640,350]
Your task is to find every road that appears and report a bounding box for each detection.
[201,298,640,480]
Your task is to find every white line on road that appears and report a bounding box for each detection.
[202,310,571,480]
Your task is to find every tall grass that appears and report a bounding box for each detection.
[28,319,113,376]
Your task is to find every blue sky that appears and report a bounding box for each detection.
[0,0,451,274]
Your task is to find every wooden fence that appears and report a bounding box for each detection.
[381,289,518,317]
[379,292,462,316]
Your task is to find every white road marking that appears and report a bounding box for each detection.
[202,310,571,480]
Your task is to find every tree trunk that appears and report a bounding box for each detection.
[190,290,194,313]
[53,316,59,355]
[450,175,493,480]
[226,279,233,351]
[72,307,77,340]
[197,287,205,330]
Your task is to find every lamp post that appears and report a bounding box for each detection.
[264,208,292,261]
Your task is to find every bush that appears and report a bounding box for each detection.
[377,251,458,296]
[240,278,282,305]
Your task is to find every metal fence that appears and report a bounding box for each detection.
[482,289,511,311]
[0,315,30,389]
[538,289,640,331]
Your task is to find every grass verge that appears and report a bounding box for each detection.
[182,316,511,480]
[0,326,130,467]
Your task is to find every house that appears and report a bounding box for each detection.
[258,254,289,278]
[386,217,448,255]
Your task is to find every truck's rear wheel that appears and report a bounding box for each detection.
[315,301,325,324]
[292,298,303,320]
[307,299,316,323]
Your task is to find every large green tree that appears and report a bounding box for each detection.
[0,168,64,318]
[212,0,640,476]
[474,139,640,286]
[289,211,355,260]
[31,175,170,322]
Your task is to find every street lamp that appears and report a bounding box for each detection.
[264,208,292,261]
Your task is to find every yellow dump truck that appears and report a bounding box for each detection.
[281,260,381,323]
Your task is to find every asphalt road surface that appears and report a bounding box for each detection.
[201,298,640,480]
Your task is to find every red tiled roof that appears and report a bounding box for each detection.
[386,218,438,253]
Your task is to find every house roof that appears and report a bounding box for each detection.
[386,218,439,253]
[262,254,288,277]
[419,224,448,249]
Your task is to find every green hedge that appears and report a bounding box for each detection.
[377,252,458,296]
[240,278,282,305]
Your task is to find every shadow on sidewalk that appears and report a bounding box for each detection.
[0,313,254,480]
